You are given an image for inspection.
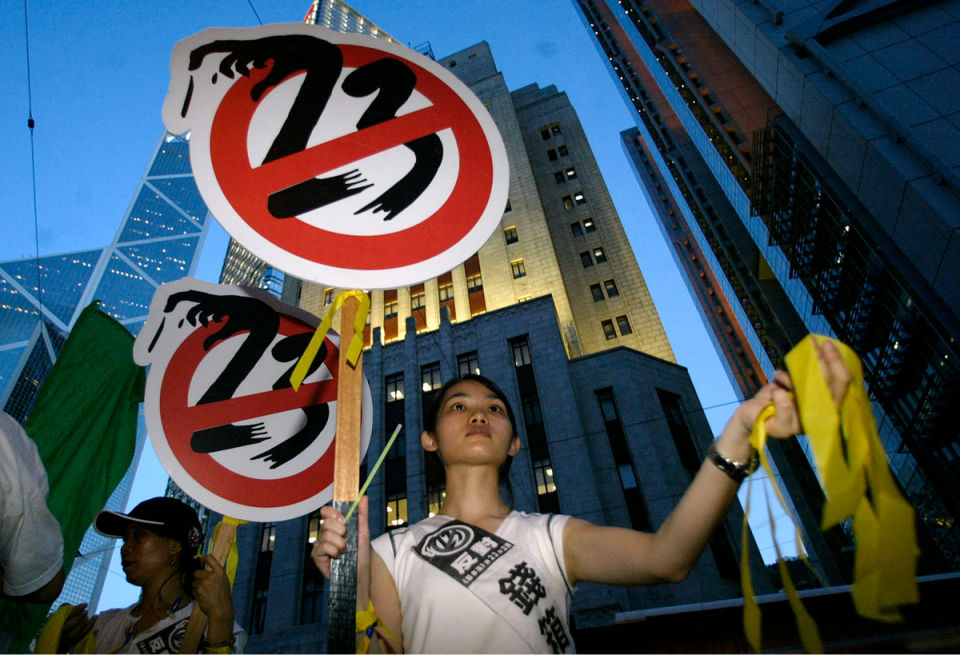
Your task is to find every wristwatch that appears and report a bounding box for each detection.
[707,442,758,483]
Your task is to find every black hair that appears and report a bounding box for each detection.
[423,374,519,506]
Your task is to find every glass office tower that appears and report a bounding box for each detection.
[574,0,960,573]
[0,132,212,611]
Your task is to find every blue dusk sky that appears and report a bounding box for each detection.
[0,0,791,611]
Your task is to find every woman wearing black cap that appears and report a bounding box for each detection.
[57,497,243,654]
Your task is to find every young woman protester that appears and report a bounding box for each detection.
[55,497,244,654]
[315,341,851,654]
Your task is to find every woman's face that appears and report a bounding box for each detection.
[120,523,181,587]
[423,380,520,467]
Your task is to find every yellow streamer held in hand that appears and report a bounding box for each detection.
[290,290,370,391]
[207,516,248,587]
[740,334,919,653]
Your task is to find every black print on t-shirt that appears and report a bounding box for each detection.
[136,617,188,654]
[498,561,546,615]
[538,606,571,654]
[414,520,513,587]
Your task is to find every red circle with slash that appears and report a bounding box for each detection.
[208,44,495,271]
[159,316,339,508]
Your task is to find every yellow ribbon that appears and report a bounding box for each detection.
[34,605,97,654]
[290,290,370,391]
[207,516,248,587]
[740,334,919,652]
[356,600,395,654]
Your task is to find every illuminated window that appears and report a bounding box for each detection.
[439,281,454,302]
[551,125,562,136]
[384,299,398,320]
[386,493,408,528]
[512,259,527,279]
[260,524,276,552]
[386,373,404,401]
[583,217,596,232]
[458,351,480,376]
[562,195,573,210]
[410,289,425,310]
[533,458,557,495]
[421,363,442,393]
[467,273,483,292]
[512,339,531,367]
[504,226,519,244]
[306,511,322,544]
[565,167,577,180]
[324,288,334,304]
[593,247,607,263]
[574,191,587,205]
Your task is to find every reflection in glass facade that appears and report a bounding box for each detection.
[0,132,211,612]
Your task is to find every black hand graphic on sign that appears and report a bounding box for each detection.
[166,291,280,405]
[238,332,333,469]
[343,58,443,221]
[189,36,371,218]
[165,291,280,455]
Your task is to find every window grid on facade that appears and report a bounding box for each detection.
[458,351,481,377]
[512,339,532,367]
[467,273,483,292]
[533,458,557,495]
[504,226,519,244]
[421,363,442,393]
[602,319,617,340]
[386,493,408,528]
[260,524,276,552]
[511,259,527,279]
[593,247,607,263]
[604,278,619,297]
[617,315,633,335]
[596,388,651,531]
[386,373,404,402]
[591,283,604,302]
[439,281,454,301]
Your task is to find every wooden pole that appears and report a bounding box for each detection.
[180,521,238,654]
[327,295,364,654]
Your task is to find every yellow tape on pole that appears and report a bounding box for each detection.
[740,334,919,652]
[290,290,370,391]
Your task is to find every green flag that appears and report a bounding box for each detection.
[0,302,145,653]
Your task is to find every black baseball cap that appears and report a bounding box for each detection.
[95,497,204,549]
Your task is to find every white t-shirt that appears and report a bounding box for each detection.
[372,511,574,654]
[0,411,64,597]
[94,600,247,654]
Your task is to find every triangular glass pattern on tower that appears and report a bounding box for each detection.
[0,251,102,327]
[118,237,201,286]
[147,176,209,224]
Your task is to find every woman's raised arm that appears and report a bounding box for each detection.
[563,339,850,587]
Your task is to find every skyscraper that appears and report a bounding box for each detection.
[0,132,213,612]
[224,26,773,649]
[573,0,960,573]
